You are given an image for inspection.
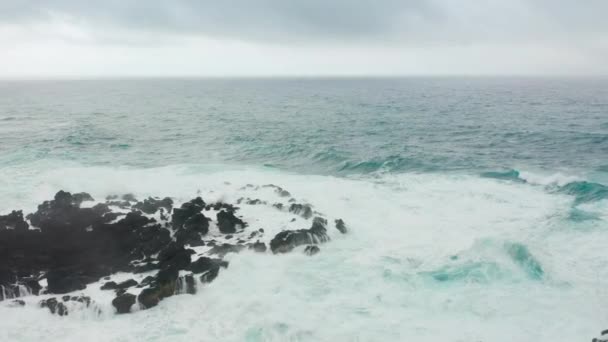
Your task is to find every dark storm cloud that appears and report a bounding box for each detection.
[0,0,607,44]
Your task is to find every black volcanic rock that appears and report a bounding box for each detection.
[216,210,245,234]
[158,242,192,271]
[0,188,348,316]
[249,241,267,253]
[183,213,209,235]
[334,219,348,234]
[138,267,179,309]
[39,297,68,316]
[288,203,313,219]
[46,268,91,294]
[0,210,29,231]
[270,217,330,254]
[101,281,118,290]
[133,197,173,215]
[175,212,209,245]
[187,257,228,275]
[172,197,205,229]
[112,293,136,314]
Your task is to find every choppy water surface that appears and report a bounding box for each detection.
[0,78,607,341]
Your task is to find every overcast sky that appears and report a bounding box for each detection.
[1,0,607,78]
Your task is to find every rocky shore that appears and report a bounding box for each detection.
[0,187,347,316]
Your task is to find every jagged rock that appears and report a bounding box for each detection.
[250,241,267,253]
[112,293,136,314]
[335,219,348,234]
[172,197,205,229]
[133,197,173,214]
[0,210,29,231]
[288,203,313,219]
[39,297,68,316]
[0,189,347,314]
[137,276,155,288]
[157,242,192,271]
[270,217,330,254]
[216,210,245,234]
[72,192,94,205]
[174,213,209,245]
[304,245,320,256]
[188,257,228,275]
[137,267,179,309]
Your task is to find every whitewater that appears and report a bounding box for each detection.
[0,78,607,341]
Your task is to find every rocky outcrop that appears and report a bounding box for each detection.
[0,188,347,316]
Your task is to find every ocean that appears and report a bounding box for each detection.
[0,77,607,341]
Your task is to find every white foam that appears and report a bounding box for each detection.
[0,163,606,341]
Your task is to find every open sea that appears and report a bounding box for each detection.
[1,77,607,341]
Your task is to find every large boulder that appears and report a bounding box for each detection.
[137,267,179,309]
[172,197,205,229]
[270,217,330,254]
[112,293,136,314]
[216,210,245,234]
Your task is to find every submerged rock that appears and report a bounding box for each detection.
[208,243,245,257]
[304,245,320,256]
[249,241,267,253]
[288,203,313,219]
[334,219,348,234]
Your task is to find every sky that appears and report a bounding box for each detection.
[0,0,607,78]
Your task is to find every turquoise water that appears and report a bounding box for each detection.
[1,78,607,175]
[0,78,607,341]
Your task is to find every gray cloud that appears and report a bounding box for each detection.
[0,1,438,43]
[0,0,604,45]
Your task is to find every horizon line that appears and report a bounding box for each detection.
[1,74,608,82]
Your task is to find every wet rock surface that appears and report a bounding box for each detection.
[0,188,347,316]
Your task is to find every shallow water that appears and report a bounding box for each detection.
[0,78,607,341]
